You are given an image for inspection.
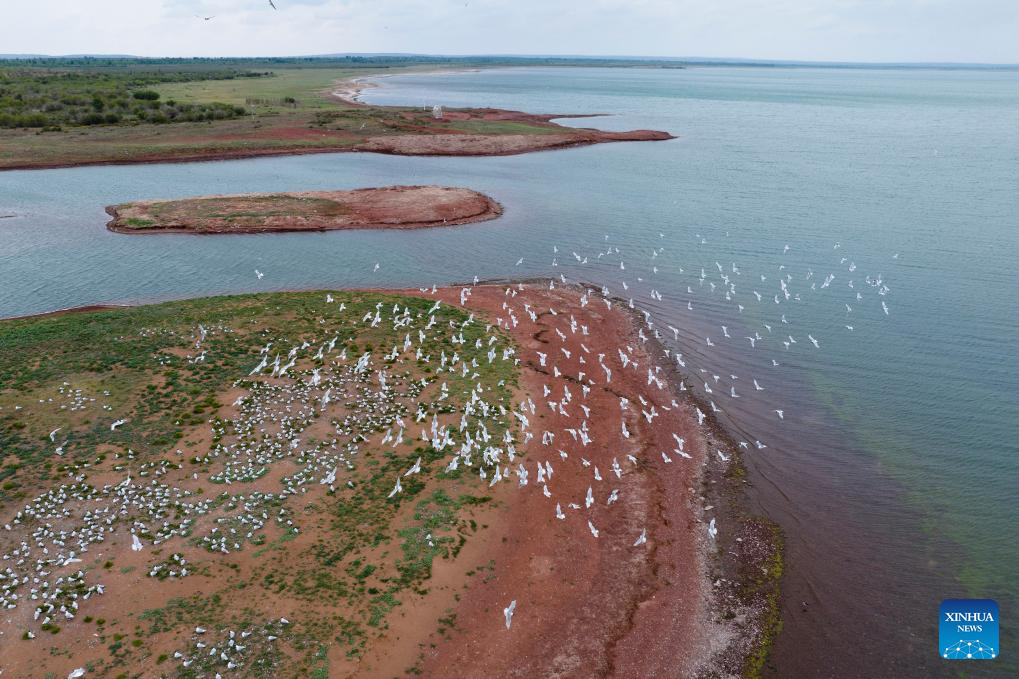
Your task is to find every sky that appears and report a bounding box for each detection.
[2,0,1018,64]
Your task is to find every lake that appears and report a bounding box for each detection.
[2,65,1017,677]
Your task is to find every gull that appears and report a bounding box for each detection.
[387,478,402,498]
[808,335,820,348]
[68,670,86,679]
[745,336,757,348]
[269,0,278,9]
[707,518,717,539]
[504,600,516,629]
[881,301,890,315]
[131,534,144,551]
[753,379,764,391]
[373,262,380,272]
[515,257,524,266]
[49,427,62,441]
[588,521,599,538]
[775,410,784,419]
[555,503,566,520]
[111,419,127,431]
[255,269,264,279]
[633,529,647,546]
[717,449,730,462]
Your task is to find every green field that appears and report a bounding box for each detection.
[154,67,379,110]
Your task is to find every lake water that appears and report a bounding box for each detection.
[2,65,1017,677]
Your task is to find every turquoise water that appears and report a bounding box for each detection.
[2,66,1018,676]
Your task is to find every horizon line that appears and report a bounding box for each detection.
[1,52,1018,68]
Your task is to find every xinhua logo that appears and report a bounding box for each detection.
[940,599,998,660]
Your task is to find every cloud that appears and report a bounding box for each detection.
[1,0,1016,63]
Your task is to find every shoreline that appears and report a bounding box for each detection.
[0,282,780,676]
[328,68,484,106]
[104,185,503,235]
[0,68,674,172]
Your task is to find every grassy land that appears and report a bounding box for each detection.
[0,56,667,170]
[0,291,520,677]
[153,67,380,110]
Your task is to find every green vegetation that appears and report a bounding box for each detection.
[0,68,258,128]
[0,290,518,676]
[0,55,674,169]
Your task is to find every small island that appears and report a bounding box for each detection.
[105,185,503,234]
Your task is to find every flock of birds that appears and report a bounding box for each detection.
[1,217,896,675]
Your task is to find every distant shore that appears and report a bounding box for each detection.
[0,68,673,171]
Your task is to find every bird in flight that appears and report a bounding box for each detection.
[269,0,278,9]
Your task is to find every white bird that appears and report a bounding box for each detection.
[707,518,717,540]
[775,409,784,419]
[633,529,647,546]
[387,478,402,498]
[111,419,127,431]
[588,520,599,538]
[131,534,144,552]
[504,600,516,629]
[68,670,86,679]
[49,427,62,441]
[255,269,264,279]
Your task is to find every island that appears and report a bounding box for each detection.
[105,185,503,234]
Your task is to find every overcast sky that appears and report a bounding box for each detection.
[3,0,1018,64]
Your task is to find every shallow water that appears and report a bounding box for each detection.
[2,65,1018,676]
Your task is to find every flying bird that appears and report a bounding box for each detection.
[504,600,516,629]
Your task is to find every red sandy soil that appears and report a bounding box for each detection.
[105,186,503,234]
[350,283,721,678]
[0,284,732,678]
[0,96,674,171]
